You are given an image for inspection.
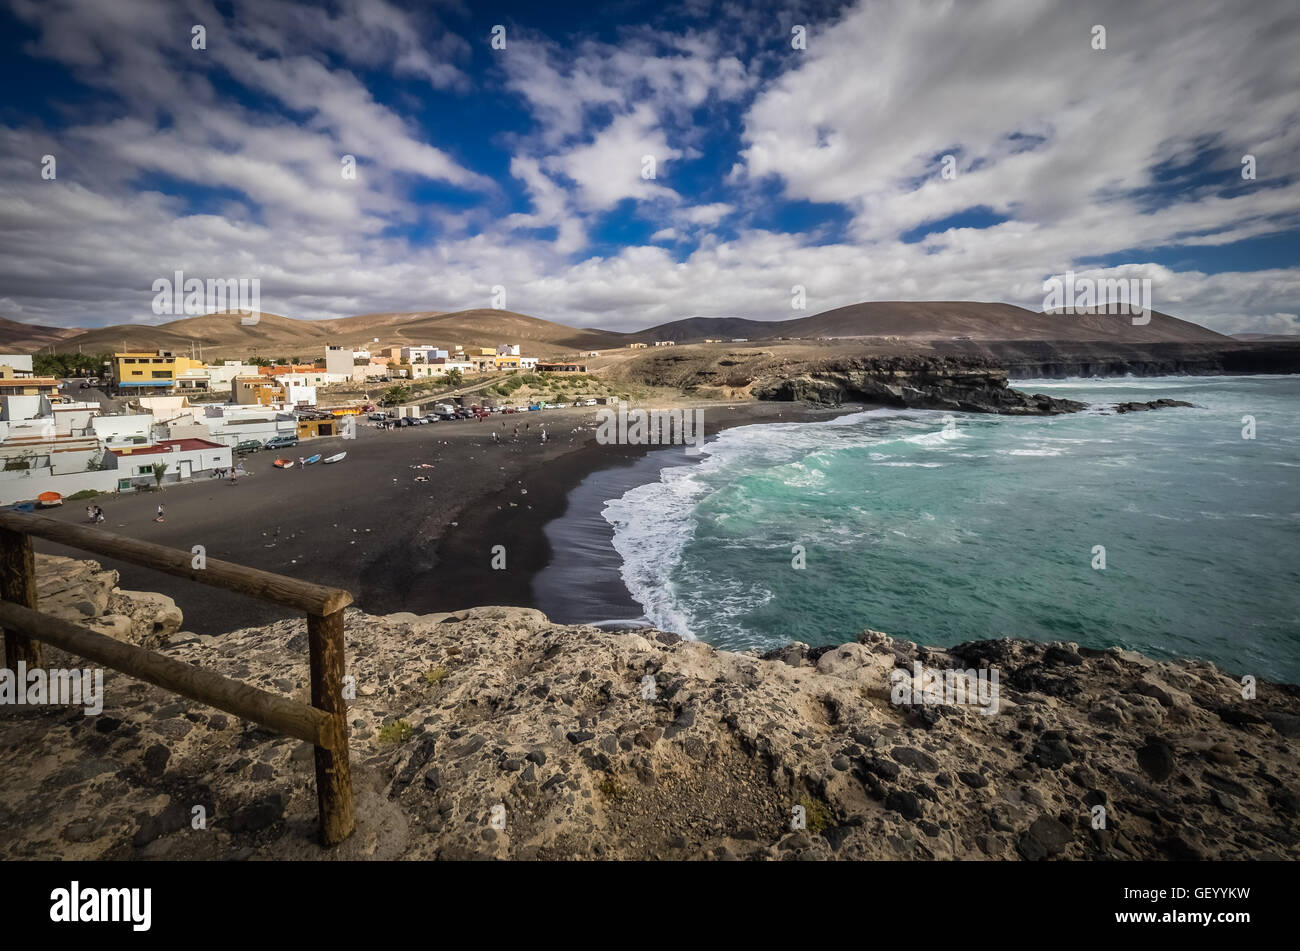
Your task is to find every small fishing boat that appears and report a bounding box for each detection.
[10,501,36,513]
[304,454,322,465]
[323,452,347,464]
[273,458,294,469]
[36,491,63,507]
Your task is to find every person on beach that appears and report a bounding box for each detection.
[86,504,95,522]
[298,456,305,469]
[155,503,165,523]
[93,506,105,523]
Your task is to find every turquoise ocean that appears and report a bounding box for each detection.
[599,376,1300,683]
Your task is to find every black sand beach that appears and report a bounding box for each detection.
[31,401,855,634]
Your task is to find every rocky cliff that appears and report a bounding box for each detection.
[2,565,1296,861]
[753,355,1087,414]
[946,339,1300,379]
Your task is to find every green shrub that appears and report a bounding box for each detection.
[423,667,448,685]
[797,794,832,835]
[378,719,413,744]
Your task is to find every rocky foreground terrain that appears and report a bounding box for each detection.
[1,556,1297,860]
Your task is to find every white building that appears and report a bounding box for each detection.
[324,346,354,376]
[519,356,539,370]
[93,414,155,447]
[401,345,449,363]
[408,360,473,379]
[496,344,521,356]
[205,362,262,392]
[110,438,232,485]
[200,406,298,447]
[0,354,35,376]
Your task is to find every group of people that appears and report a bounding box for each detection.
[208,463,245,481]
[84,504,106,524]
[490,421,546,444]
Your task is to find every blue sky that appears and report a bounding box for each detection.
[0,0,1296,334]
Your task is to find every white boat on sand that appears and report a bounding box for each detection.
[323,452,347,464]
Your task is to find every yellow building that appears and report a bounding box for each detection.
[112,351,208,393]
[0,376,61,397]
[297,417,340,440]
[494,355,521,370]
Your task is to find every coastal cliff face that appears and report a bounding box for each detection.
[752,356,1086,414]
[944,339,1300,379]
[618,348,1087,414]
[3,563,1297,861]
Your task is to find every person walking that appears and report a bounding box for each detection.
[86,504,95,522]
[94,506,105,523]
[298,456,305,470]
[155,503,165,523]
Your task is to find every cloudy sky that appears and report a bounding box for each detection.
[1,0,1297,334]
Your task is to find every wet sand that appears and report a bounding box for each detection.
[31,402,855,634]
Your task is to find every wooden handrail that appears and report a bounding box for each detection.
[0,511,356,846]
[0,511,352,615]
[0,600,340,747]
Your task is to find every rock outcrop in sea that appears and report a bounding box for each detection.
[2,557,1295,860]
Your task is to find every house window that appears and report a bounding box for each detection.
[152,371,172,379]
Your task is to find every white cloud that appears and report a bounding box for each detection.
[0,0,1295,337]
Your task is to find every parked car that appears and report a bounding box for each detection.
[582,398,598,406]
[368,412,389,421]
[264,434,299,449]
[423,413,440,423]
[233,439,263,454]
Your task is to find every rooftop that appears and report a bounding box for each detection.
[109,438,226,456]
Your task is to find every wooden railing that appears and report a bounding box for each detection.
[0,511,355,846]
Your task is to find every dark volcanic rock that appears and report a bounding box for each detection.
[1114,399,1194,413]
[755,355,1087,416]
[1136,737,1175,782]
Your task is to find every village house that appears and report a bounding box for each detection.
[109,437,232,487]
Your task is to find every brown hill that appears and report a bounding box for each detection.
[51,308,624,361]
[0,316,84,352]
[640,301,1229,344]
[39,299,1227,361]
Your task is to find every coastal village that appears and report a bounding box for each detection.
[0,342,603,507]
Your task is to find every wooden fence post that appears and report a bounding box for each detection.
[308,608,354,846]
[0,527,42,671]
